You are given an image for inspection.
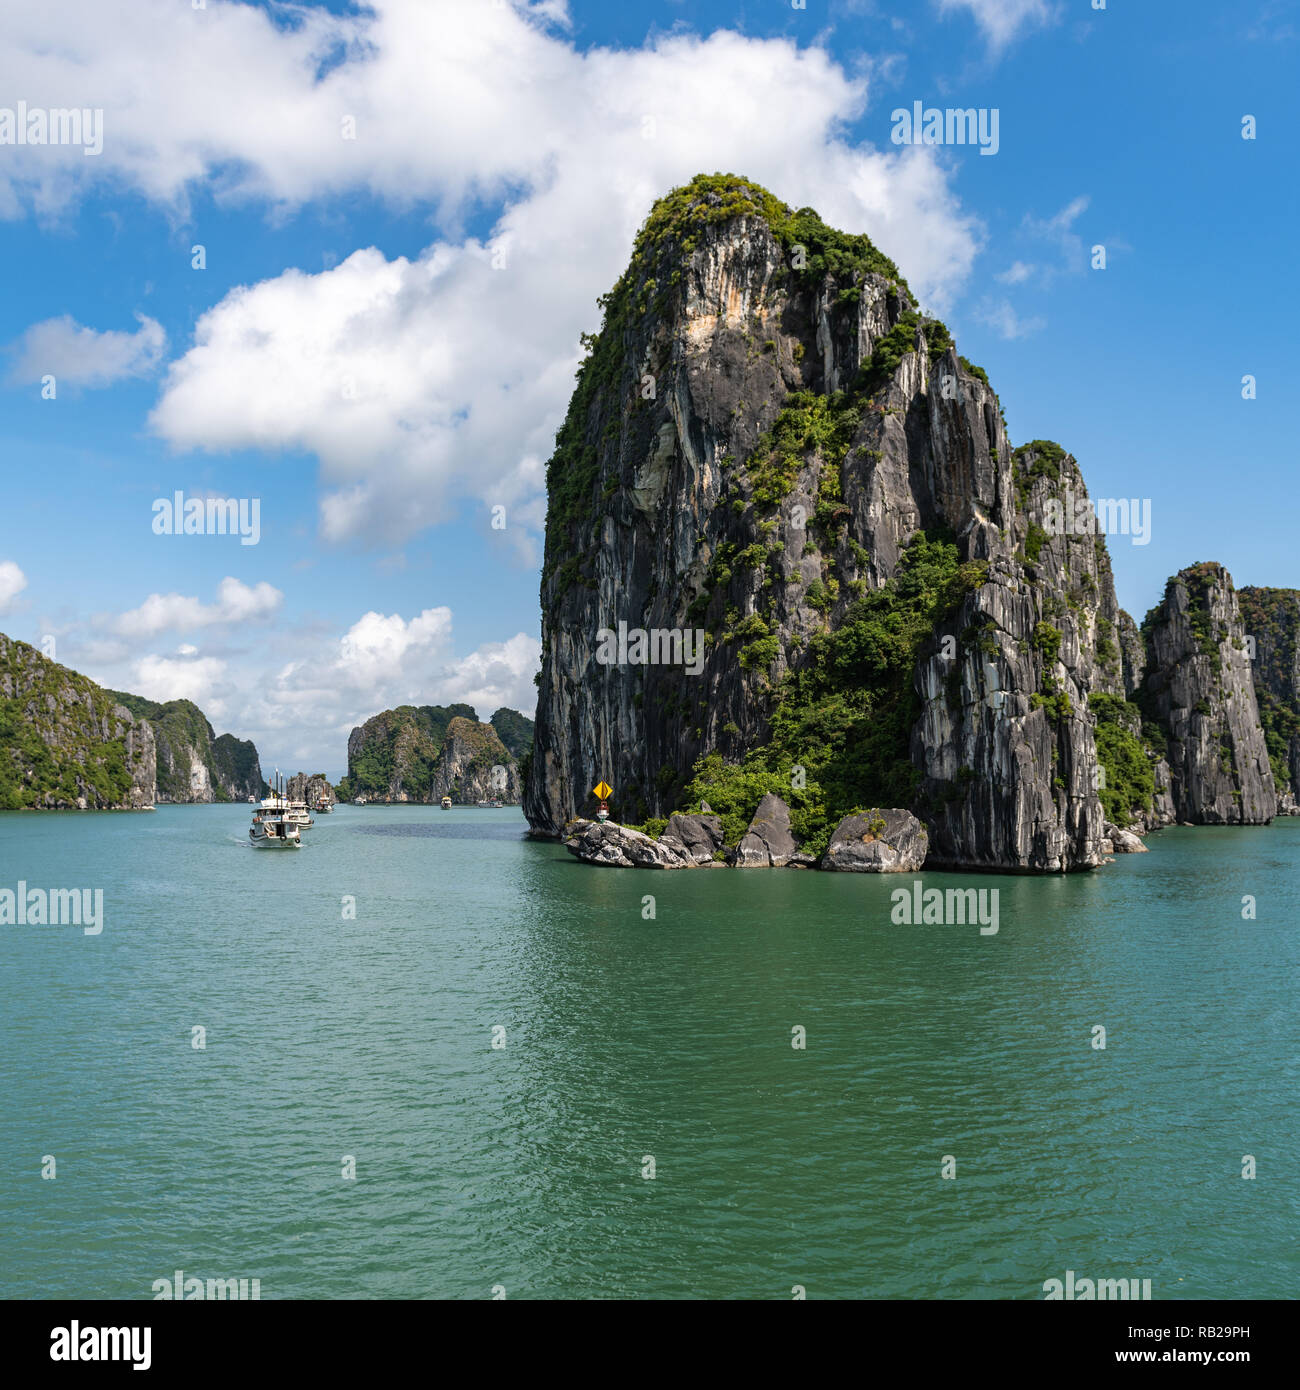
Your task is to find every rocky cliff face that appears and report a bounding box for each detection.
[210,733,266,801]
[287,772,335,809]
[0,634,155,809]
[343,703,470,802]
[432,717,522,803]
[342,703,530,803]
[1137,564,1274,823]
[1236,586,1300,807]
[526,173,1140,870]
[110,695,264,803]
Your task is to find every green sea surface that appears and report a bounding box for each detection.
[0,805,1295,1299]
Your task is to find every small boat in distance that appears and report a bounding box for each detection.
[250,773,302,849]
[441,796,453,810]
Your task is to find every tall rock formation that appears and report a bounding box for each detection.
[526,173,1139,870]
[109,694,265,802]
[342,703,473,802]
[287,772,336,810]
[1236,586,1300,808]
[1137,563,1274,823]
[211,733,266,801]
[0,634,155,809]
[431,716,522,803]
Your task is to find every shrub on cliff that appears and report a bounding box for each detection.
[681,531,986,857]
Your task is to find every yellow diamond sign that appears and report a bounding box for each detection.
[592,781,613,800]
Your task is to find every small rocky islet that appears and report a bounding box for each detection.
[528,173,1300,874]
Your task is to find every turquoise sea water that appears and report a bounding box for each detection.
[0,804,1296,1300]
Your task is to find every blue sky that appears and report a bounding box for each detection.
[0,0,1296,774]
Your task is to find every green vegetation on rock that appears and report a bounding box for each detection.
[490,707,535,760]
[742,389,861,511]
[682,531,987,857]
[1089,693,1158,827]
[633,173,909,293]
[1237,586,1300,791]
[108,693,262,802]
[541,172,912,599]
[346,703,476,800]
[0,635,136,809]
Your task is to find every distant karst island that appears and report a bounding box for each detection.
[0,632,533,813]
[336,704,532,805]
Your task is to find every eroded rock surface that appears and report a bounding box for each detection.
[735,792,797,867]
[564,819,693,869]
[820,810,928,872]
[1139,564,1274,824]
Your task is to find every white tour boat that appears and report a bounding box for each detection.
[250,774,302,848]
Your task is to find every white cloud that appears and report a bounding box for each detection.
[149,137,977,546]
[7,313,165,387]
[0,560,27,612]
[334,607,454,690]
[0,1,979,548]
[258,611,540,767]
[109,577,283,638]
[1022,194,1091,274]
[981,197,1091,335]
[130,653,228,715]
[934,0,1059,49]
[434,633,542,716]
[976,297,1046,340]
[71,593,538,771]
[996,260,1036,285]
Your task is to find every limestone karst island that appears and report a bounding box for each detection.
[4,177,1300,883]
[523,175,1299,874]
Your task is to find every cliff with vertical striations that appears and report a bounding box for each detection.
[1136,564,1274,824]
[1237,585,1300,811]
[108,693,265,803]
[526,174,1152,869]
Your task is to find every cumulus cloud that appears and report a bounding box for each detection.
[433,633,543,715]
[71,592,539,770]
[334,607,454,690]
[0,560,28,612]
[0,1,979,548]
[6,313,165,387]
[130,653,229,715]
[109,577,283,638]
[934,0,1059,49]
